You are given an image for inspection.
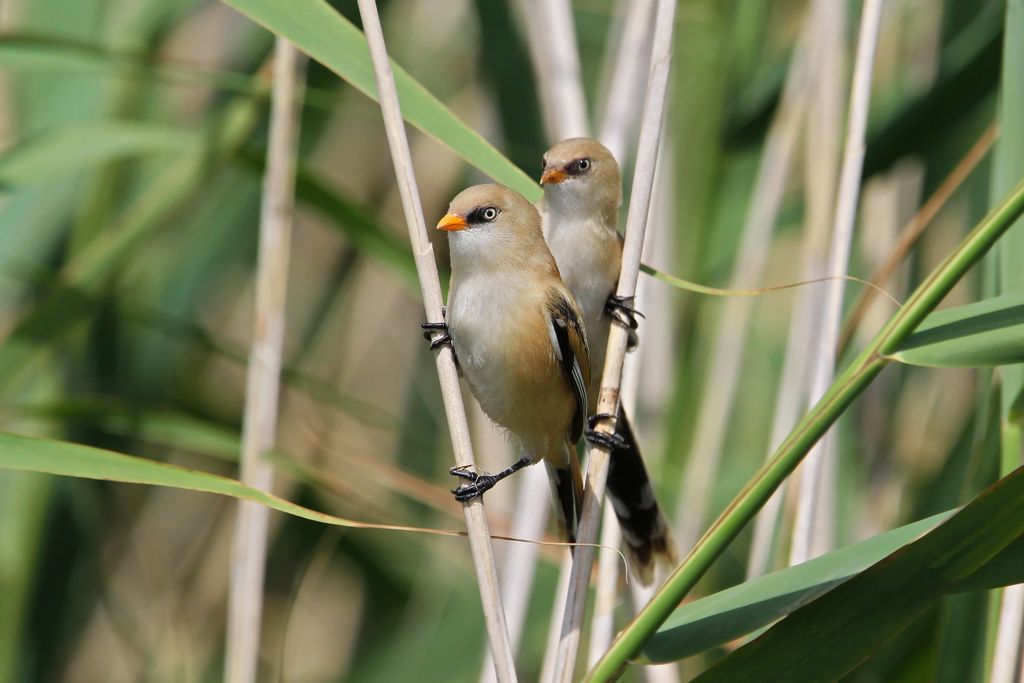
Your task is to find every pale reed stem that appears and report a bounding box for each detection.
[551,0,679,679]
[585,0,657,666]
[226,39,306,683]
[791,0,884,566]
[674,13,812,548]
[355,1,516,679]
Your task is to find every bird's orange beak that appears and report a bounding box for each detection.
[436,213,469,231]
[540,168,567,185]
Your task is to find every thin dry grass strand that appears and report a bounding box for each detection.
[644,268,901,306]
[353,1,516,679]
[673,13,811,546]
[230,503,630,561]
[225,39,306,683]
[551,0,679,679]
[791,0,884,566]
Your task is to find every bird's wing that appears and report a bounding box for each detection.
[545,290,591,443]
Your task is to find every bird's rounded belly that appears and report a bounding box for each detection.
[456,327,571,454]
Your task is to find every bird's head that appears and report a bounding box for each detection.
[437,184,549,271]
[540,137,621,224]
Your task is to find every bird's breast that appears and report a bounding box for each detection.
[447,274,570,448]
[547,220,618,308]
[450,277,554,378]
[547,222,616,341]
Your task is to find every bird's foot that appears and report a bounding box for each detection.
[449,463,480,481]
[450,468,500,502]
[605,295,644,331]
[449,457,529,502]
[587,413,618,430]
[421,312,452,350]
[585,413,627,450]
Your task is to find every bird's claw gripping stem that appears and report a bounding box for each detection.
[421,321,451,351]
[448,458,530,503]
[585,413,628,450]
[605,294,644,331]
[450,468,501,501]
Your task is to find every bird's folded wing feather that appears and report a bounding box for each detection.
[545,291,591,443]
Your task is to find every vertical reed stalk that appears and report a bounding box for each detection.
[990,577,1024,683]
[517,0,589,140]
[838,125,999,355]
[597,0,655,163]
[587,505,622,668]
[479,465,548,683]
[747,0,841,578]
[354,1,516,680]
[540,555,574,683]
[782,0,846,566]
[588,0,658,666]
[551,0,679,679]
[630,153,682,683]
[790,0,884,565]
[484,2,591,678]
[989,0,1024,678]
[744,282,821,578]
[225,39,306,683]
[673,10,812,548]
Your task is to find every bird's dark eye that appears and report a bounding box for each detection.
[568,157,592,174]
[482,207,498,221]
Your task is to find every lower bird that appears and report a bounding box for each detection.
[540,137,677,584]
[423,183,591,543]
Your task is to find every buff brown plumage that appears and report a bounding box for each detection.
[540,138,677,584]
[436,183,590,542]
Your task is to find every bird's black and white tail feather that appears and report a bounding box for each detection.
[605,408,677,585]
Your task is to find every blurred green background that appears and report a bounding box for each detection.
[0,0,1018,681]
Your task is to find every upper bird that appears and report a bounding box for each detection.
[540,137,677,584]
[427,183,590,543]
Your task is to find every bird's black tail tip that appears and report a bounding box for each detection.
[621,521,678,586]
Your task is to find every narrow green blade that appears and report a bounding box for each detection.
[693,466,1024,682]
[891,292,1024,367]
[643,511,955,663]
[0,430,379,529]
[218,0,539,200]
[0,121,194,186]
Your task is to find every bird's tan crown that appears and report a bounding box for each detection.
[542,137,616,171]
[443,184,540,230]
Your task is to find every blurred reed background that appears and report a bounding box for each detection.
[0,0,1021,681]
